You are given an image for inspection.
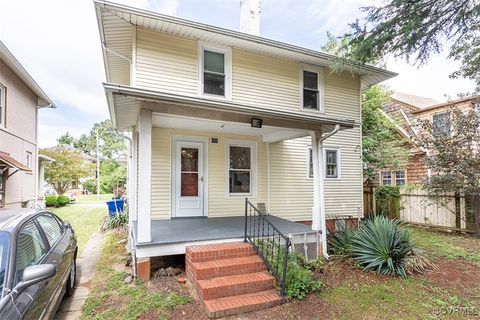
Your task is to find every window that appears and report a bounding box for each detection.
[200,44,231,98]
[36,214,63,247]
[25,151,32,169]
[307,146,341,179]
[303,71,319,110]
[432,112,450,136]
[381,170,406,186]
[325,149,338,178]
[15,221,47,283]
[0,84,4,127]
[227,141,256,195]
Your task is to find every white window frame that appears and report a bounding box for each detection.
[198,42,232,100]
[300,64,325,113]
[431,111,450,136]
[0,83,5,128]
[380,170,407,186]
[225,139,257,198]
[306,146,341,180]
[26,151,32,169]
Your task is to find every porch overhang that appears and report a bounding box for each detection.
[103,83,358,134]
[0,151,32,176]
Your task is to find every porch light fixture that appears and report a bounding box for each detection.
[251,118,263,128]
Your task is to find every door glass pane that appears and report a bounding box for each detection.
[181,148,198,172]
[181,147,199,197]
[204,50,225,73]
[229,171,250,193]
[230,146,251,169]
[16,221,47,283]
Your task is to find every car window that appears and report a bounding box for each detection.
[0,232,10,293]
[36,214,63,248]
[15,221,47,283]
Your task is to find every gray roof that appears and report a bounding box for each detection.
[391,91,440,109]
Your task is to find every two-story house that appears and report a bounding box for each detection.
[95,1,395,316]
[0,41,55,209]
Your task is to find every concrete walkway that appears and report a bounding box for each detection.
[54,232,105,320]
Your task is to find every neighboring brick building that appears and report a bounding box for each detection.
[374,92,479,187]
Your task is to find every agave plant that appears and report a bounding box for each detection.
[352,215,413,278]
[328,222,355,256]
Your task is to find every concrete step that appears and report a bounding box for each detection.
[204,289,285,319]
[189,255,267,281]
[186,242,255,263]
[197,271,275,300]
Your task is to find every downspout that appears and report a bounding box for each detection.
[266,142,271,212]
[318,124,340,259]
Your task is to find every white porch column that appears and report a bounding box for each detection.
[128,131,138,224]
[137,109,152,243]
[310,130,328,256]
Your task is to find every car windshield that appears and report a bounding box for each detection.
[0,232,9,293]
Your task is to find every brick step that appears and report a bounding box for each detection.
[190,255,267,281]
[186,242,255,263]
[197,271,275,300]
[204,289,285,319]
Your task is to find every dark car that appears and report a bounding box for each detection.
[0,209,77,319]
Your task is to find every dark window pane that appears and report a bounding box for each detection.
[204,50,225,73]
[181,148,198,172]
[309,148,313,178]
[181,173,198,196]
[230,146,251,169]
[303,71,318,89]
[204,72,225,96]
[37,215,63,247]
[16,221,47,283]
[326,150,337,165]
[433,112,450,136]
[303,89,318,109]
[229,171,250,193]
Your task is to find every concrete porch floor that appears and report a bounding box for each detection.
[133,215,315,247]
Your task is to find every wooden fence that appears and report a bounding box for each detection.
[364,187,475,231]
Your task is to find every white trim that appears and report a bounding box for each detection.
[0,83,5,128]
[299,63,325,113]
[323,147,341,180]
[171,135,209,218]
[130,26,137,86]
[379,170,407,187]
[225,139,257,198]
[197,41,232,100]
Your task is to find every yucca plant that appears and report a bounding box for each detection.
[328,222,355,256]
[352,215,413,278]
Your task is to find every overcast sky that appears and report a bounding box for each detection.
[0,0,476,147]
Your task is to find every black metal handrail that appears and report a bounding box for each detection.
[244,198,291,296]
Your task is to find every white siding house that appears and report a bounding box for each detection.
[94,0,396,280]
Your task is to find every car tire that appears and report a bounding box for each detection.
[65,257,76,297]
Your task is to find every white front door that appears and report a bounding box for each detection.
[174,141,204,217]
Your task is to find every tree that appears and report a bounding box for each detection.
[100,159,127,194]
[57,132,75,146]
[341,0,480,89]
[41,146,95,195]
[416,107,480,234]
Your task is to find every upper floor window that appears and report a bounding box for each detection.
[199,44,231,99]
[432,112,450,136]
[301,65,324,111]
[0,84,5,128]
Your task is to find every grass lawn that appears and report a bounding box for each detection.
[82,233,191,320]
[49,203,106,255]
[77,193,114,202]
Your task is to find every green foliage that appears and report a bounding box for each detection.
[352,216,413,278]
[100,160,127,194]
[57,132,75,146]
[255,239,322,300]
[328,222,355,256]
[101,211,129,232]
[338,0,480,90]
[57,195,70,207]
[45,195,58,207]
[374,185,401,218]
[41,146,95,195]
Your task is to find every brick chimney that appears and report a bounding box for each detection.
[240,0,261,36]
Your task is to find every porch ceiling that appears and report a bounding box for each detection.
[152,113,308,142]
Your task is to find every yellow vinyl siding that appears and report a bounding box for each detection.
[151,128,267,220]
[324,72,361,121]
[135,28,198,95]
[269,127,363,221]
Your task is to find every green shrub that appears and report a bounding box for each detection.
[374,185,401,218]
[45,196,58,207]
[57,195,70,207]
[328,222,355,256]
[352,215,413,278]
[101,209,128,232]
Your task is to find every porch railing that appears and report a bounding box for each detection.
[244,198,291,296]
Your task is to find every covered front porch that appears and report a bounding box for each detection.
[131,215,318,258]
